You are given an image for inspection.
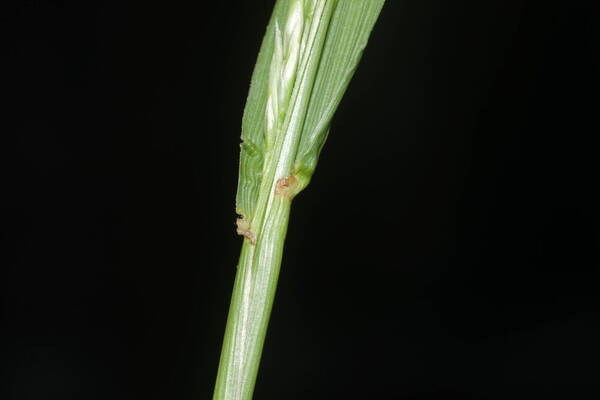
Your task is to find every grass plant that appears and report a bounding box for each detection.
[214,1,385,398]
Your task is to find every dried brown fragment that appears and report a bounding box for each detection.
[275,175,298,199]
[235,217,256,244]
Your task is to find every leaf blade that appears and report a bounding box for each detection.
[294,0,385,186]
[235,1,292,219]
[236,0,385,214]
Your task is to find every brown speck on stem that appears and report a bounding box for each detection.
[235,217,256,244]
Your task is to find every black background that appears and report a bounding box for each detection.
[3,1,600,399]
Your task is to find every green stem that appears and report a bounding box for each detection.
[213,195,291,400]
